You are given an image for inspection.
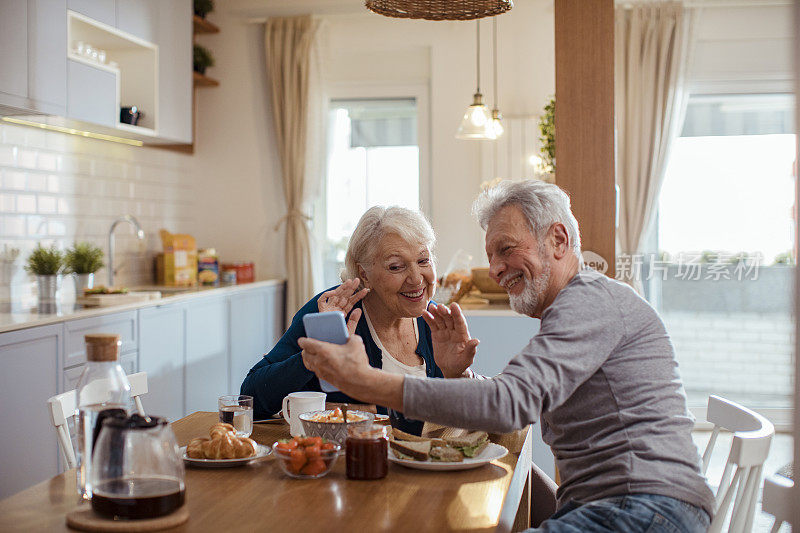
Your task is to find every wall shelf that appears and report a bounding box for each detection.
[193,72,219,87]
[193,15,220,34]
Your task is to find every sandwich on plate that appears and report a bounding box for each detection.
[445,431,489,458]
[429,446,464,462]
[389,439,431,461]
[390,428,446,447]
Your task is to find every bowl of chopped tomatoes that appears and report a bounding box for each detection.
[272,436,341,479]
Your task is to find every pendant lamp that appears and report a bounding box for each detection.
[456,21,496,140]
[365,0,513,21]
[490,17,504,137]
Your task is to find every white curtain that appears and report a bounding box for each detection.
[265,15,321,317]
[615,2,694,290]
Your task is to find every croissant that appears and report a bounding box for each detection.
[187,437,210,459]
[187,424,257,459]
[209,422,236,439]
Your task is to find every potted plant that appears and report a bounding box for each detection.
[66,242,105,295]
[193,45,215,75]
[25,244,65,304]
[537,96,555,181]
[194,0,214,19]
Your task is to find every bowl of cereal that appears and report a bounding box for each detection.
[299,407,374,446]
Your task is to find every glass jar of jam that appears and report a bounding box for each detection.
[345,424,388,480]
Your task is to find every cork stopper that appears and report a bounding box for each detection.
[85,334,121,362]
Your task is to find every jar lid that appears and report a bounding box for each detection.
[84,334,121,362]
[347,424,388,440]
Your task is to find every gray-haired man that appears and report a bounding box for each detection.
[299,180,714,532]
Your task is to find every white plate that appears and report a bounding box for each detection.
[181,444,271,468]
[388,442,508,471]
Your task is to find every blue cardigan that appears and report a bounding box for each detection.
[241,288,444,435]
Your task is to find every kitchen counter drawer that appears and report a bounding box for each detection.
[63,311,138,368]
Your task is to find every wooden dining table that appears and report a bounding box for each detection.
[0,412,533,532]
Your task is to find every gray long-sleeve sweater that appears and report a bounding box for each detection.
[403,269,715,517]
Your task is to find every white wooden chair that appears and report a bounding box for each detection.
[762,466,794,533]
[47,371,149,469]
[701,395,775,533]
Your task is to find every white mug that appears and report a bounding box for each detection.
[281,391,326,436]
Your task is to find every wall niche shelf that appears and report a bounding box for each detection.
[193,72,219,87]
[193,15,220,34]
[67,10,159,134]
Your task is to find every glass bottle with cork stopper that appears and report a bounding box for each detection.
[75,333,131,500]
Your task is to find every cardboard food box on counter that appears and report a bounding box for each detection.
[159,229,197,286]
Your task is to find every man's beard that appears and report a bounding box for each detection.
[508,259,551,317]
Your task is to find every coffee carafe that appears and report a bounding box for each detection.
[90,414,185,519]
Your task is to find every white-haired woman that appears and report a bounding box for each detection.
[241,206,478,435]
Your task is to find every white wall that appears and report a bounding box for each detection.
[191,14,286,282]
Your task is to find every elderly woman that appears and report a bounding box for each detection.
[241,206,476,435]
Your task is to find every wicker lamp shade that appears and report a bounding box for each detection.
[365,0,513,21]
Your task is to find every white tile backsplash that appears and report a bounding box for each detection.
[37,195,57,214]
[0,122,195,298]
[16,195,36,213]
[3,170,25,190]
[26,172,47,191]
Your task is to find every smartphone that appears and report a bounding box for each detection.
[302,311,349,392]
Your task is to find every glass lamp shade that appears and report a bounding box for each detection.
[456,93,496,140]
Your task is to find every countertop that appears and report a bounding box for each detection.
[0,279,285,334]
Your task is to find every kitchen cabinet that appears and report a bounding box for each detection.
[66,59,116,127]
[229,285,285,395]
[0,1,29,102]
[67,0,114,27]
[29,0,68,113]
[116,0,158,42]
[154,0,192,143]
[0,0,191,144]
[0,0,67,116]
[185,297,229,413]
[138,303,185,422]
[63,310,137,369]
[0,324,62,500]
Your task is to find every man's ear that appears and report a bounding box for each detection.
[550,223,570,259]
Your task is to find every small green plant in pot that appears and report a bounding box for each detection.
[537,96,555,176]
[25,244,65,304]
[193,45,215,75]
[194,0,214,19]
[66,242,105,294]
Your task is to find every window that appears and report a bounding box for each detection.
[318,98,421,287]
[652,93,796,411]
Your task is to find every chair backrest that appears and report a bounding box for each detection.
[702,395,775,533]
[46,371,149,469]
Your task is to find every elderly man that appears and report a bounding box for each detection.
[299,180,714,532]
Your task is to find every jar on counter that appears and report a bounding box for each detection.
[221,269,237,285]
[345,424,388,480]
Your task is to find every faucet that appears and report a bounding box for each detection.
[108,215,145,287]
